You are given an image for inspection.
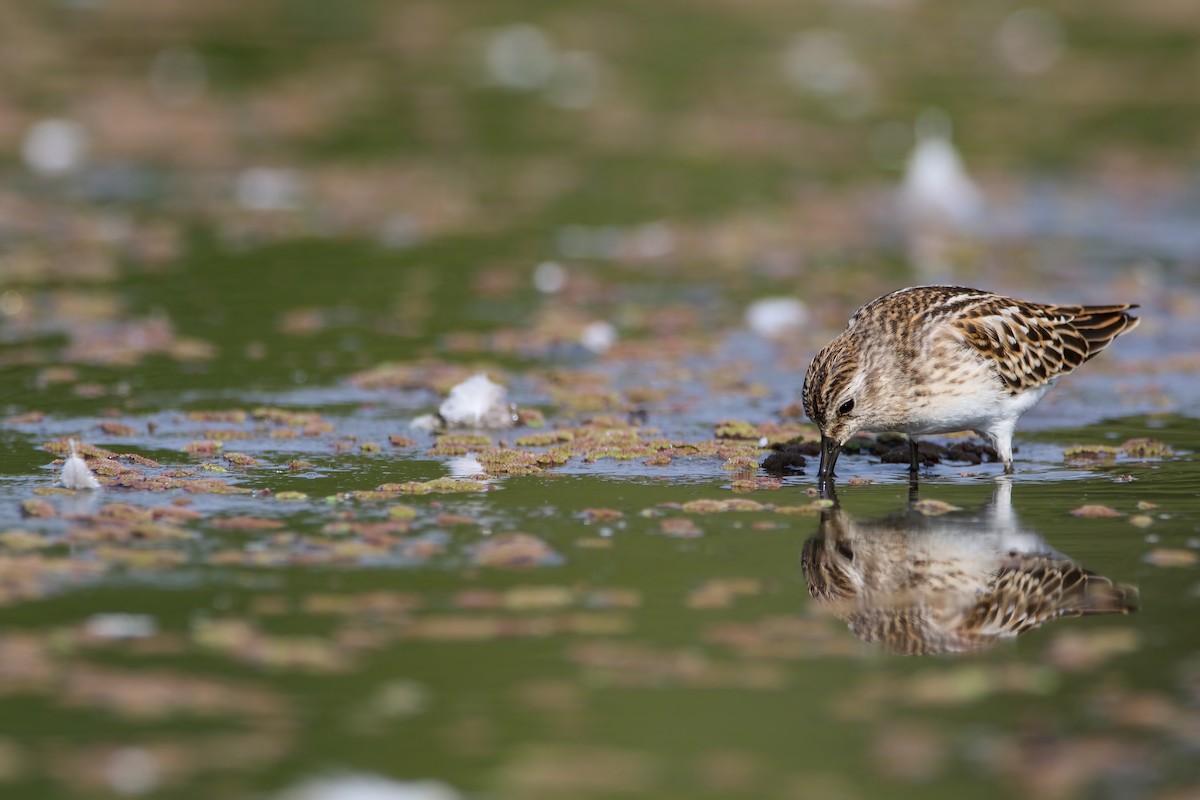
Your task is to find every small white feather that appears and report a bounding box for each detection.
[446,455,485,478]
[408,414,442,432]
[61,438,101,491]
[438,373,514,428]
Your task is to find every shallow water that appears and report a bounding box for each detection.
[4,2,1200,798]
[2,258,1199,799]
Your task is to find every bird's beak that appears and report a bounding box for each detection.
[817,435,841,481]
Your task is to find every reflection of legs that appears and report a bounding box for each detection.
[907,437,920,500]
[988,474,1066,558]
[989,474,1015,530]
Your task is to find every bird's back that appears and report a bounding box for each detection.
[847,286,1140,394]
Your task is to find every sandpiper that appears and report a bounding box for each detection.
[802,483,1137,655]
[802,286,1139,481]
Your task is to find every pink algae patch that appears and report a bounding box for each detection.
[22,499,56,518]
[98,421,138,437]
[680,499,766,514]
[687,578,764,609]
[473,534,561,569]
[186,410,249,424]
[211,517,286,532]
[660,518,702,537]
[1071,505,1124,519]
[1143,548,1197,567]
[913,500,962,516]
[183,440,224,457]
[582,508,624,523]
[382,478,489,494]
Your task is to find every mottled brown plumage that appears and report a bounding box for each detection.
[801,485,1137,655]
[802,286,1140,479]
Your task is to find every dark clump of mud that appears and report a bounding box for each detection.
[761,445,809,475]
[880,440,944,467]
[876,439,998,466]
[945,441,1000,465]
[761,436,999,474]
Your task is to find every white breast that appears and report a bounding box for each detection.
[869,380,1055,436]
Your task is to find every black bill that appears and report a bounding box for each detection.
[817,435,841,480]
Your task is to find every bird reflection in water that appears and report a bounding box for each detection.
[801,481,1137,655]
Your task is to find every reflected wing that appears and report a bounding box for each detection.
[960,557,1138,637]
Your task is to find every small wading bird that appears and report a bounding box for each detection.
[802,286,1139,483]
[801,482,1137,655]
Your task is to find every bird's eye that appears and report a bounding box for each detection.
[837,398,855,415]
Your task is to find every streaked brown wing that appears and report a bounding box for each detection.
[949,298,1139,393]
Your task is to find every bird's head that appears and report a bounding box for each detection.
[802,335,873,479]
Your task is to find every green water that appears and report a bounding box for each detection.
[1,234,1197,798]
[2,2,1200,798]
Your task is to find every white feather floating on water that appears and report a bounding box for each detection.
[408,414,441,432]
[61,439,101,491]
[437,373,515,429]
[446,454,485,478]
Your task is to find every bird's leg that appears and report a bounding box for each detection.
[984,423,1017,476]
[906,437,922,496]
